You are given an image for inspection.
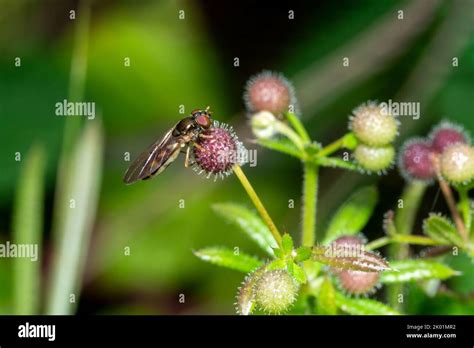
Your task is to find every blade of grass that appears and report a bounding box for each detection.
[46,121,103,314]
[51,0,91,244]
[12,145,45,314]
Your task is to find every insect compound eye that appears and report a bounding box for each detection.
[196,115,211,128]
[191,109,201,117]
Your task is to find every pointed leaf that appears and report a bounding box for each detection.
[286,259,294,274]
[295,246,312,262]
[212,203,277,256]
[380,260,459,284]
[312,245,391,272]
[323,186,378,244]
[423,214,464,246]
[292,264,307,284]
[266,259,286,271]
[317,277,337,315]
[194,247,263,273]
[282,234,294,254]
[273,247,284,259]
[335,292,400,315]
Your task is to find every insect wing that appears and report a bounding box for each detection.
[123,128,181,184]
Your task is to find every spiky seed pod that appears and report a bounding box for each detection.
[329,236,380,295]
[254,269,299,314]
[349,102,399,146]
[244,70,296,116]
[429,121,469,153]
[440,143,474,184]
[250,110,278,139]
[337,269,380,296]
[236,266,267,315]
[398,138,436,182]
[193,121,247,180]
[353,144,395,173]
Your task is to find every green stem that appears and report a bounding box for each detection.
[366,235,444,251]
[457,187,471,233]
[388,181,427,310]
[318,133,357,157]
[233,165,282,247]
[286,112,310,143]
[365,237,391,250]
[438,177,467,242]
[318,137,345,157]
[274,121,305,152]
[302,162,318,247]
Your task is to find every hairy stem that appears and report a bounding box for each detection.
[286,112,311,143]
[366,235,444,251]
[274,121,305,151]
[302,162,318,247]
[388,181,427,310]
[365,237,391,250]
[318,133,357,157]
[233,165,282,247]
[438,178,467,242]
[457,187,471,235]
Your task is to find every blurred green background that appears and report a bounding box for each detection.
[0,0,473,314]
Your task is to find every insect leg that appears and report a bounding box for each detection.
[198,133,213,139]
[193,142,204,151]
[184,146,191,167]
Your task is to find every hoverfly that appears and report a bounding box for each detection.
[123,107,213,184]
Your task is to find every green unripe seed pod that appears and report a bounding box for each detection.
[354,144,395,173]
[440,143,474,185]
[254,269,298,314]
[349,102,399,146]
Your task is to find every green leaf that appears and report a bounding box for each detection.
[470,200,474,235]
[423,214,464,246]
[445,252,474,295]
[46,122,104,314]
[282,234,294,254]
[312,245,391,272]
[323,186,378,244]
[257,138,303,159]
[292,263,307,284]
[273,247,284,258]
[380,260,460,284]
[335,292,400,315]
[317,277,337,315]
[295,246,312,262]
[212,203,278,256]
[286,259,294,274]
[12,145,45,315]
[193,247,263,273]
[266,259,286,270]
[314,156,359,171]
